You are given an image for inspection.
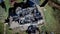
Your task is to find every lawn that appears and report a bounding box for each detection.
[4,0,25,34]
[40,0,60,34]
[44,4,57,32]
[0,22,4,34]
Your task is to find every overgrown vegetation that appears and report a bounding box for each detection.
[40,0,60,34]
[6,25,12,34]
[0,22,4,34]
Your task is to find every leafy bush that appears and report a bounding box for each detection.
[15,32,19,34]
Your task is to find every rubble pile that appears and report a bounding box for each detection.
[12,6,43,24]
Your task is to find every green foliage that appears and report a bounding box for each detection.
[15,32,19,34]
[40,0,59,33]
[57,0,60,4]
[9,28,12,30]
[6,25,12,34]
[44,5,57,32]
[52,0,60,4]
[0,22,4,34]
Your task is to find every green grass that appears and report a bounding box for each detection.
[44,4,57,31]
[40,0,60,34]
[6,25,13,34]
[4,0,23,18]
[0,22,4,34]
[4,0,23,34]
[40,0,59,34]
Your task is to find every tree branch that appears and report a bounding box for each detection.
[48,0,60,10]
